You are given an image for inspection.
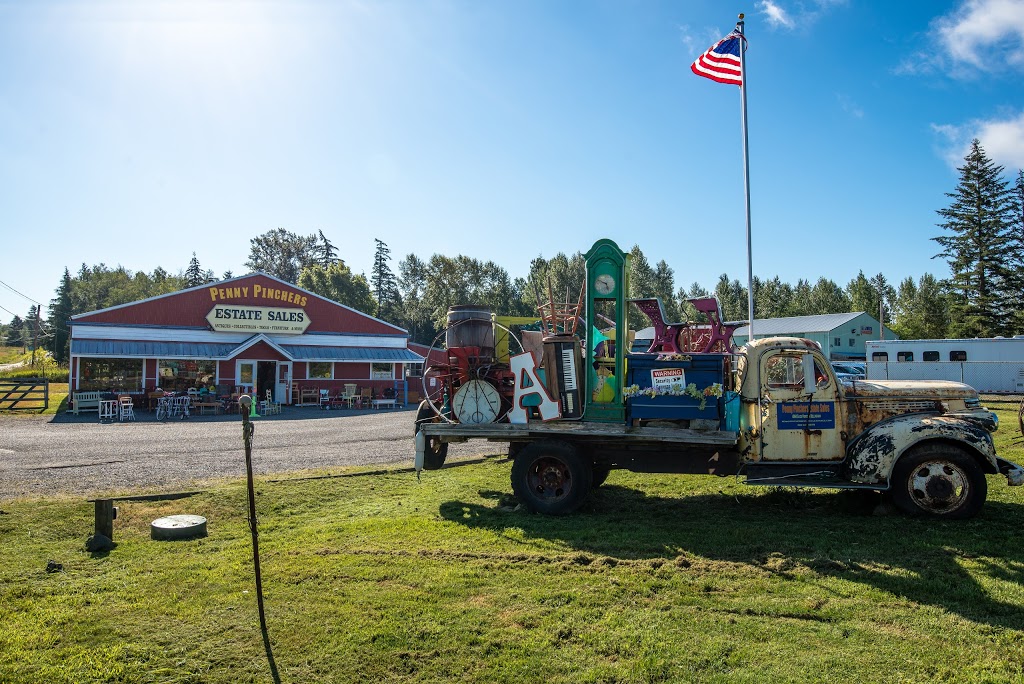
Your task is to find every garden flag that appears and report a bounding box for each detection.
[691,28,745,86]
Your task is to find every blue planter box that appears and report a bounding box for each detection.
[627,394,721,421]
[625,353,727,424]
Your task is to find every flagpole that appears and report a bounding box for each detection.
[737,13,754,341]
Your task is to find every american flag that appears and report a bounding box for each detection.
[691,29,745,86]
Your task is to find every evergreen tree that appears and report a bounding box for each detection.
[755,276,793,319]
[891,273,949,340]
[933,139,1016,337]
[45,268,73,364]
[371,238,401,321]
[809,278,851,314]
[184,252,205,288]
[1007,170,1024,331]
[5,315,24,348]
[222,270,234,280]
[317,230,339,267]
[23,305,40,361]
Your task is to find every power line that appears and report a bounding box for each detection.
[0,279,41,305]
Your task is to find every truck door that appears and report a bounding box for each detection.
[756,349,844,462]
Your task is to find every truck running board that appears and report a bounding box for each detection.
[743,463,880,490]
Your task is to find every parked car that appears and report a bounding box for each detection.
[831,361,866,381]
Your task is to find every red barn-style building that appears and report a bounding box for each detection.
[69,273,423,404]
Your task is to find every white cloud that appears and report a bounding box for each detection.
[936,0,1024,70]
[754,0,846,31]
[678,24,728,55]
[757,0,795,29]
[836,93,864,118]
[932,111,1024,170]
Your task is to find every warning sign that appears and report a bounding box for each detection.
[651,368,685,393]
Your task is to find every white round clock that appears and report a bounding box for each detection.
[452,379,502,425]
[594,273,616,295]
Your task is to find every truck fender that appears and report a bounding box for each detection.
[844,413,998,486]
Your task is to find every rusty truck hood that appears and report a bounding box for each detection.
[840,379,977,400]
[839,378,974,401]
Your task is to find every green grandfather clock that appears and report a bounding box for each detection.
[584,238,630,423]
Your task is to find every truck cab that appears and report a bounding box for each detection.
[737,337,1022,517]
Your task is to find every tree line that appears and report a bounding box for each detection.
[4,139,1020,363]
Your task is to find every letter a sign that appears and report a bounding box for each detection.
[509,352,561,424]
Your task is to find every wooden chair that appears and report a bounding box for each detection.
[118,395,135,422]
[261,389,282,415]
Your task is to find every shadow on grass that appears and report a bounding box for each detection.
[439,484,1024,630]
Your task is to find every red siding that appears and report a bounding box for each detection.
[234,341,288,362]
[334,362,370,379]
[218,361,235,384]
[73,274,405,336]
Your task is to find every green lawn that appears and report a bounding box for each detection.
[2,409,1024,683]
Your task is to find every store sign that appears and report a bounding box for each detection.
[777,401,836,430]
[206,305,311,334]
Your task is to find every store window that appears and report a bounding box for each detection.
[371,362,394,379]
[833,338,841,347]
[79,358,143,391]
[897,352,914,362]
[923,351,939,361]
[849,339,855,346]
[158,359,217,392]
[950,350,967,361]
[405,363,424,378]
[308,362,333,379]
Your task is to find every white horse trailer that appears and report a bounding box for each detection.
[866,337,1024,393]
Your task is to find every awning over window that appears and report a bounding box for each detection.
[281,346,424,362]
[70,339,424,363]
[71,340,239,358]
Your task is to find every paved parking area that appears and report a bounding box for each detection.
[0,407,493,501]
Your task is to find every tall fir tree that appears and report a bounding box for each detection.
[46,268,73,364]
[5,315,24,348]
[371,238,401,321]
[933,140,1016,337]
[1007,169,1024,331]
[317,230,339,267]
[184,253,205,288]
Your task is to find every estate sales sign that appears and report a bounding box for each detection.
[206,305,311,335]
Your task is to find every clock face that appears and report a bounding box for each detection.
[594,273,616,296]
[452,379,502,425]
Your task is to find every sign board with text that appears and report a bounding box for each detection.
[206,305,311,335]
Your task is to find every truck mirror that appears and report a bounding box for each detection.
[802,354,817,395]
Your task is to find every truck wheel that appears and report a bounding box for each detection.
[889,444,987,519]
[415,400,448,470]
[511,441,593,515]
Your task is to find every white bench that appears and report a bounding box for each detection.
[371,398,397,410]
[72,391,101,415]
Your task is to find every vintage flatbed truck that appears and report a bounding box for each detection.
[416,336,1024,518]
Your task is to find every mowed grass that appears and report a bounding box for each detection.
[2,409,1024,683]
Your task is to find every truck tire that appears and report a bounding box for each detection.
[415,400,448,471]
[889,443,987,519]
[511,441,593,515]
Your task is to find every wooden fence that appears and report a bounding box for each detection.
[0,378,49,411]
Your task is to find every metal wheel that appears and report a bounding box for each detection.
[890,444,987,519]
[511,440,592,515]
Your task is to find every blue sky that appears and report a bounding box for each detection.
[2,0,1023,322]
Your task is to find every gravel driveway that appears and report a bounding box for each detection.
[0,407,494,501]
